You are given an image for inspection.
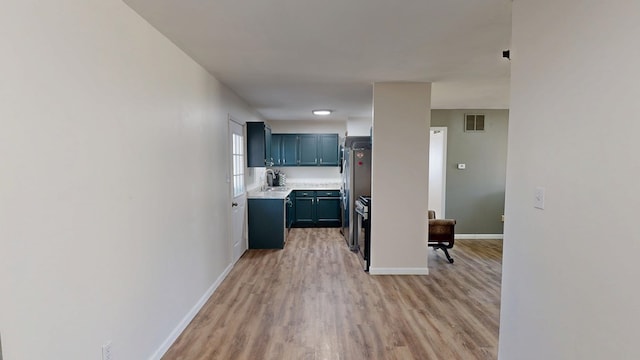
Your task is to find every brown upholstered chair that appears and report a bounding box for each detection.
[428,210,456,263]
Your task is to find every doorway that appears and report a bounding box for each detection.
[229,118,247,264]
[428,127,447,218]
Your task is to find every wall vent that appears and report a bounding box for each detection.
[465,114,485,132]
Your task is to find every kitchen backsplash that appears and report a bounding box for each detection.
[247,166,341,191]
[271,166,341,182]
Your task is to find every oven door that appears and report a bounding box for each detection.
[355,202,369,271]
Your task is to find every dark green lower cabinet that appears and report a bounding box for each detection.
[316,197,341,226]
[294,195,315,227]
[248,199,286,249]
[292,190,341,228]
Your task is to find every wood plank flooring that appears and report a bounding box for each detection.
[162,228,502,360]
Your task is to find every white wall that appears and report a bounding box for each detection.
[499,1,640,359]
[370,83,431,274]
[0,1,261,359]
[347,116,372,136]
[269,120,346,183]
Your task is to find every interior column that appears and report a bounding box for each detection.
[370,82,431,274]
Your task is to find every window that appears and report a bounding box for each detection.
[465,114,485,132]
[232,133,245,197]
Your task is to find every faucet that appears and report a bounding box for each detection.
[264,169,276,189]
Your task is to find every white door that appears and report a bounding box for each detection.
[428,127,447,218]
[229,118,247,263]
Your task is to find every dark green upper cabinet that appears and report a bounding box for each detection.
[247,122,273,167]
[318,134,339,166]
[270,133,340,167]
[281,134,298,166]
[265,126,272,165]
[271,134,283,166]
[298,135,319,166]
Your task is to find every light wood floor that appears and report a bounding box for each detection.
[162,228,502,360]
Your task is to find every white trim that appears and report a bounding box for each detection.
[455,234,504,240]
[149,263,234,360]
[368,267,429,275]
[429,126,447,218]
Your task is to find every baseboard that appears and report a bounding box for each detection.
[149,262,234,360]
[455,234,504,240]
[369,267,429,275]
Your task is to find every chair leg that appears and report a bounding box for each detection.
[441,247,454,264]
[432,245,454,264]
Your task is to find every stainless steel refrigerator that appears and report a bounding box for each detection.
[340,137,371,250]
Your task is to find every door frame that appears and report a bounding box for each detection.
[228,115,247,264]
[429,127,448,218]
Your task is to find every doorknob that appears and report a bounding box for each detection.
[232,202,238,207]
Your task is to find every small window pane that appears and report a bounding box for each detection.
[231,132,245,196]
[476,115,485,131]
[466,116,476,131]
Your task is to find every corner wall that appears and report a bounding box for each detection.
[0,1,261,359]
[499,1,640,359]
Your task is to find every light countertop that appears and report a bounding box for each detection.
[247,182,341,199]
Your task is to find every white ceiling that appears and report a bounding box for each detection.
[123,0,512,121]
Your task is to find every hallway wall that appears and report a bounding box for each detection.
[500,1,640,359]
[0,1,261,359]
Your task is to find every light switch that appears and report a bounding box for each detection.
[534,187,545,209]
[457,163,466,170]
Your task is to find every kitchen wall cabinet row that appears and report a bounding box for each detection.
[271,133,339,167]
[292,190,341,227]
[247,121,339,167]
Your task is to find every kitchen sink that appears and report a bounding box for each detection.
[264,186,289,192]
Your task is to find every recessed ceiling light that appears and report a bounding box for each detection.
[312,110,332,116]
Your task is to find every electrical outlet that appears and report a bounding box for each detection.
[102,341,112,360]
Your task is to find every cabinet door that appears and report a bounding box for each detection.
[316,197,341,226]
[298,135,318,166]
[318,134,339,166]
[247,122,272,167]
[294,191,316,226]
[248,199,285,249]
[271,134,283,166]
[265,125,273,166]
[281,134,298,166]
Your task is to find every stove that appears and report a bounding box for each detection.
[355,196,371,271]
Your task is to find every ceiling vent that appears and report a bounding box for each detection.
[464,114,485,132]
